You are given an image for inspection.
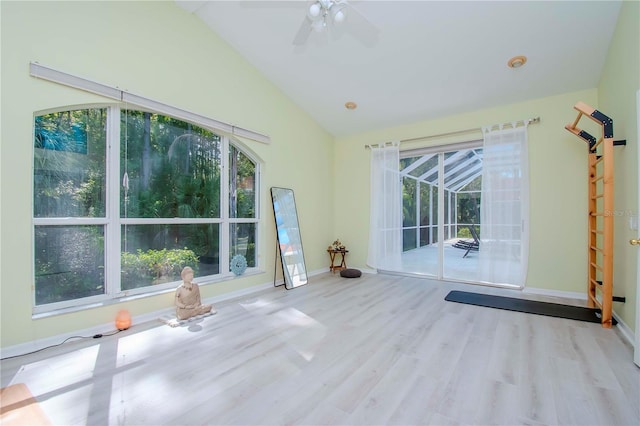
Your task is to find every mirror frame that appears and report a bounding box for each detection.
[270,187,308,289]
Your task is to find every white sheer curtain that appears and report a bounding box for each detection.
[367,143,402,271]
[478,123,529,286]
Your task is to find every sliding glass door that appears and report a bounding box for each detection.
[399,143,483,282]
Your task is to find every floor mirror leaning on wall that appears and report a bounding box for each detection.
[271,187,308,289]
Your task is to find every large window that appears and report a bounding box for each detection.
[33,106,259,310]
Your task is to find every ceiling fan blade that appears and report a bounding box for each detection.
[293,17,313,46]
[343,3,380,47]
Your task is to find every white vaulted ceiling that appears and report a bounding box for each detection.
[176,1,621,137]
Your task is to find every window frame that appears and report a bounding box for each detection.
[32,103,261,314]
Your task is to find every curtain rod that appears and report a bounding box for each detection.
[365,116,540,149]
[29,62,271,144]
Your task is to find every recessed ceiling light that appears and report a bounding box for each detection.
[345,101,357,110]
[508,55,527,69]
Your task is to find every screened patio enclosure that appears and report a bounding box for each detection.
[400,145,483,280]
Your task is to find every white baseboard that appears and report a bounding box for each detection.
[1,322,117,360]
[612,313,635,347]
[522,286,587,301]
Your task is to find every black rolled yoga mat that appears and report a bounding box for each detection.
[444,290,616,325]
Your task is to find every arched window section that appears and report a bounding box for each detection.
[32,104,261,313]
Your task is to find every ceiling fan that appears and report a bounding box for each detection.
[293,0,379,47]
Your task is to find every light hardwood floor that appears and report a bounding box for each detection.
[2,273,639,425]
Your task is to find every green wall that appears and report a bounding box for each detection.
[0,1,334,349]
[598,0,640,332]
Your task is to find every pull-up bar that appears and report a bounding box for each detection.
[564,101,625,153]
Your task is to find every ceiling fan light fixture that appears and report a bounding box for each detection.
[508,55,527,69]
[293,0,377,46]
[308,2,321,18]
[307,1,346,30]
[332,4,347,23]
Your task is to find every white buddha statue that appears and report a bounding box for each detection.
[174,266,214,320]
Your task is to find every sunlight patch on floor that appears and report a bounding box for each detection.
[9,345,99,393]
[7,346,100,425]
[241,299,327,362]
